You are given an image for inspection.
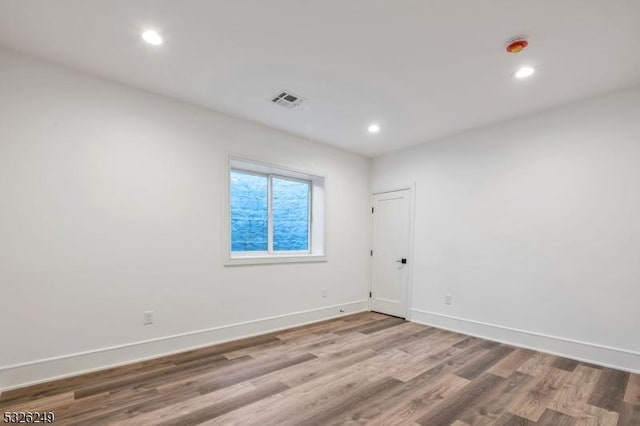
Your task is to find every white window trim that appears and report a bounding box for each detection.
[223,156,327,266]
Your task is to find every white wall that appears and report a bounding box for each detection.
[372,86,640,372]
[0,47,370,390]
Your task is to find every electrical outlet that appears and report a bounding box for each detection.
[339,307,345,313]
[445,294,453,305]
[322,288,327,298]
[144,311,154,325]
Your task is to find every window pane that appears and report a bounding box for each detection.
[272,177,310,251]
[230,171,268,251]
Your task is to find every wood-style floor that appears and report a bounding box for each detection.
[1,312,639,425]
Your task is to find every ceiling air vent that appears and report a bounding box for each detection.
[271,90,305,109]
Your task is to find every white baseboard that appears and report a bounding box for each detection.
[0,300,368,393]
[410,309,640,374]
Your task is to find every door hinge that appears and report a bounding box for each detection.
[370,250,373,256]
[369,291,372,298]
[371,207,374,213]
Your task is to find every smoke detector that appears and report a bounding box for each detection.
[271,90,305,109]
[506,36,529,54]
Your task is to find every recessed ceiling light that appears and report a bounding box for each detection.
[368,123,381,134]
[142,30,163,46]
[515,66,535,79]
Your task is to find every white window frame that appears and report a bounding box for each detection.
[223,156,326,266]
[230,171,311,256]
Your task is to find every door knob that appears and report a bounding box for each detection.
[396,258,407,264]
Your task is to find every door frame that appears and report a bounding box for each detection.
[369,183,416,319]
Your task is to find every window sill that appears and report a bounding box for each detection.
[224,254,327,266]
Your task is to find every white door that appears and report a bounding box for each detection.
[371,189,411,318]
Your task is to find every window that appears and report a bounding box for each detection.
[230,171,269,252]
[272,176,310,251]
[230,171,309,253]
[225,157,325,265]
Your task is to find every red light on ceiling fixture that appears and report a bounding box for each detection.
[506,39,528,53]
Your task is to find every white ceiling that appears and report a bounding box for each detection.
[1,1,639,157]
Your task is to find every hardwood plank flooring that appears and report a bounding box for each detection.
[1,312,637,425]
